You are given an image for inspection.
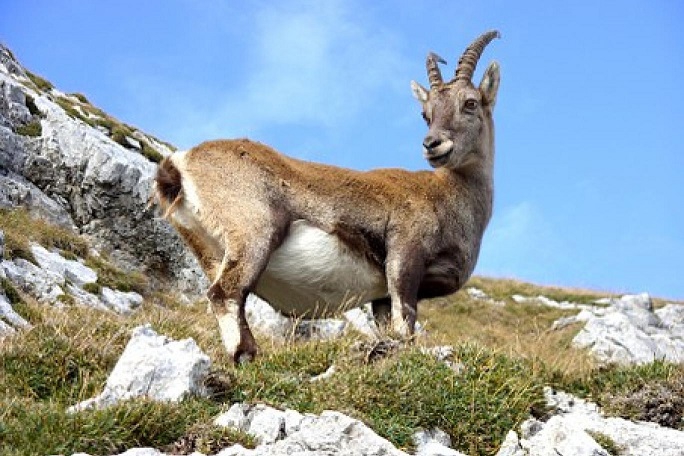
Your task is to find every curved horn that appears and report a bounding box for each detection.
[454,30,500,82]
[426,52,447,88]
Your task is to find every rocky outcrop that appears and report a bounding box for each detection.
[550,293,684,365]
[69,325,211,412]
[466,287,684,366]
[0,243,143,319]
[497,388,684,456]
[0,44,205,295]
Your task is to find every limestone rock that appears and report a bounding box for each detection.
[570,294,684,365]
[501,388,684,456]
[0,292,31,330]
[100,286,144,314]
[245,294,293,339]
[344,306,380,338]
[467,287,505,307]
[31,244,97,286]
[2,257,64,303]
[68,325,210,412]
[1,56,204,296]
[66,283,109,311]
[414,428,466,456]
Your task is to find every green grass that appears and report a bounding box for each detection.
[110,124,134,147]
[1,277,22,305]
[69,92,90,104]
[587,431,622,455]
[1,285,682,456]
[85,255,148,294]
[466,276,612,304]
[1,212,682,455]
[25,70,54,92]
[24,94,42,117]
[14,120,42,137]
[141,139,164,162]
[55,95,86,121]
[0,208,89,262]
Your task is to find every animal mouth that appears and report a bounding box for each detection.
[426,150,452,167]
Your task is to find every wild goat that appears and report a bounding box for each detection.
[155,30,500,363]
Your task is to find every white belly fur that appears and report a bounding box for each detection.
[255,220,387,317]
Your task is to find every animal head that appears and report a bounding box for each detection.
[411,30,500,170]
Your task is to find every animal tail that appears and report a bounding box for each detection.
[154,156,183,218]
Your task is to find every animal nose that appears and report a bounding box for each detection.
[423,135,442,151]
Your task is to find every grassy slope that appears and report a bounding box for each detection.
[1,209,683,455]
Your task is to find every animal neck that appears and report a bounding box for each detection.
[437,146,495,226]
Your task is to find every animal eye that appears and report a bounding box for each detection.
[421,111,430,124]
[464,99,478,111]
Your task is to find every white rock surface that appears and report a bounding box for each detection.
[68,325,210,412]
[414,428,466,456]
[496,388,684,456]
[30,244,97,286]
[511,294,601,312]
[2,257,64,303]
[467,287,505,307]
[219,409,406,456]
[569,293,684,365]
[100,286,144,314]
[0,317,16,336]
[1,49,206,297]
[0,292,31,330]
[344,306,381,338]
[66,283,109,311]
[245,294,293,339]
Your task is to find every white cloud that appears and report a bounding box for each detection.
[171,0,405,146]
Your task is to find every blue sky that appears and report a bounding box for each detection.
[2,1,683,299]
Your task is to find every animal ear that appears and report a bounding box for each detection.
[410,80,429,103]
[479,61,500,107]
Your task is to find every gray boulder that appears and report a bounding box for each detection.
[31,244,97,286]
[215,407,406,456]
[496,388,684,456]
[414,429,467,456]
[100,287,144,314]
[2,257,65,303]
[68,324,210,412]
[1,53,205,296]
[570,294,684,365]
[0,292,31,330]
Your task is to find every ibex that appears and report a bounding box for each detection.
[155,30,500,363]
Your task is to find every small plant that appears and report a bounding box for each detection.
[141,140,163,163]
[82,282,102,295]
[57,293,76,306]
[0,208,89,262]
[69,92,90,104]
[164,423,255,454]
[26,70,54,92]
[1,277,22,304]
[85,255,147,294]
[588,431,623,455]
[110,124,134,147]
[15,120,42,137]
[24,94,43,117]
[55,96,86,122]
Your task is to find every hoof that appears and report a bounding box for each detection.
[233,348,257,364]
[207,283,226,302]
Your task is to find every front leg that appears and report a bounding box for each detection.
[385,246,425,338]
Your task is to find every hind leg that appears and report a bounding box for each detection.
[206,214,287,363]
